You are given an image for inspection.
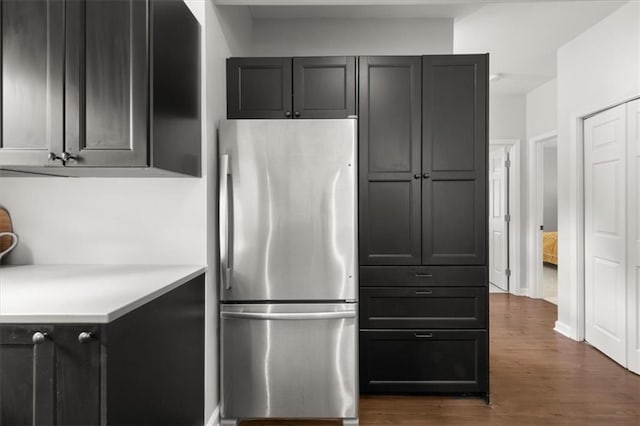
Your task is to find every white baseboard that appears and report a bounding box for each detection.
[554,321,575,340]
[205,405,220,426]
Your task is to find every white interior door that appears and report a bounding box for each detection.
[584,104,627,367]
[627,99,640,374]
[489,146,509,291]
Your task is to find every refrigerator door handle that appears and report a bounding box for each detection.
[219,154,232,289]
[220,311,356,320]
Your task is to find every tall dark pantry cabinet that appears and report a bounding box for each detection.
[358,55,489,397]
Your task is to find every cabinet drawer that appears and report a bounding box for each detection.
[359,330,488,394]
[359,266,487,287]
[360,287,487,329]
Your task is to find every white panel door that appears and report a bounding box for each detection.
[489,146,509,291]
[627,99,640,374]
[584,104,627,367]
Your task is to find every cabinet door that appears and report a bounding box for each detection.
[0,325,55,425]
[227,57,293,119]
[359,56,422,265]
[422,55,488,265]
[56,326,102,426]
[360,329,488,394]
[0,0,63,167]
[65,0,148,167]
[292,57,355,118]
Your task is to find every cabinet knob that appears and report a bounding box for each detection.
[294,111,300,118]
[32,331,47,345]
[423,172,431,179]
[285,111,292,118]
[48,152,62,163]
[78,331,94,344]
[413,173,421,179]
[61,152,78,163]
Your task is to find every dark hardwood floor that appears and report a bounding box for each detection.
[243,294,640,425]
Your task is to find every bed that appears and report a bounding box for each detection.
[543,231,558,265]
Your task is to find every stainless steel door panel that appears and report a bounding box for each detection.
[219,120,357,301]
[220,303,358,419]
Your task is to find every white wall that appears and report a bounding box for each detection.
[556,0,639,339]
[0,178,206,265]
[543,144,558,232]
[490,94,526,141]
[250,17,453,56]
[526,78,557,139]
[204,2,252,424]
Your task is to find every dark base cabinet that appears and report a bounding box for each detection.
[359,330,488,394]
[0,274,204,426]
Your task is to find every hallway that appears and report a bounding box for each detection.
[245,295,640,425]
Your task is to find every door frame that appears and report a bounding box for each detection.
[527,130,558,300]
[489,139,521,295]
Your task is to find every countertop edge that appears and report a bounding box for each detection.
[107,266,206,323]
[0,266,207,324]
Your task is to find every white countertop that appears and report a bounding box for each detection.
[0,265,206,324]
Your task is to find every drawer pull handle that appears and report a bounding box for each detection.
[415,273,433,278]
[414,333,433,338]
[415,290,433,295]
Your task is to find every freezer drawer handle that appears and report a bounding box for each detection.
[219,154,233,289]
[415,272,433,278]
[415,290,433,295]
[414,333,433,338]
[221,311,356,320]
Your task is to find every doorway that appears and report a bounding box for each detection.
[528,131,558,302]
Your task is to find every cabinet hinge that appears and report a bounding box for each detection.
[505,159,511,168]
[505,269,511,277]
[505,214,511,222]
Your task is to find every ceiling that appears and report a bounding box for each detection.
[454,1,626,94]
[226,1,627,95]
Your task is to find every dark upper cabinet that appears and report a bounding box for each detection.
[65,0,147,168]
[0,0,201,177]
[422,55,488,265]
[227,56,355,119]
[293,56,355,118]
[227,57,293,119]
[358,56,422,265]
[0,0,64,166]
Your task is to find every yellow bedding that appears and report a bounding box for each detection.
[543,231,558,265]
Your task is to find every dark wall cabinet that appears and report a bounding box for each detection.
[227,56,355,119]
[358,55,489,398]
[0,0,201,177]
[359,55,487,266]
[0,275,205,426]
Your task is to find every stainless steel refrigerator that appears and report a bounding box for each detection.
[219,119,358,426]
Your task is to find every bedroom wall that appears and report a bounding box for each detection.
[543,143,558,232]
